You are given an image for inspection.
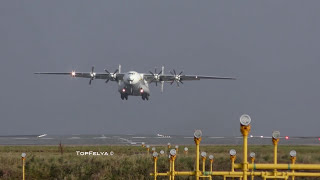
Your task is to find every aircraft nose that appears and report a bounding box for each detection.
[128,75,134,81]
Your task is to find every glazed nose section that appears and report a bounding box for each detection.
[128,75,134,81]
[128,75,134,84]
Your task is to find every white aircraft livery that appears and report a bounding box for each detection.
[35,65,235,100]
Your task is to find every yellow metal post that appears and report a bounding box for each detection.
[291,156,296,180]
[272,138,279,178]
[241,124,251,180]
[194,137,202,180]
[230,155,236,180]
[171,155,176,180]
[153,156,158,180]
[210,159,213,180]
[251,157,255,180]
[22,157,25,180]
[184,148,188,155]
[202,156,206,173]
[169,157,172,180]
[231,155,236,172]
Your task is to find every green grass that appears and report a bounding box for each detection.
[0,145,320,179]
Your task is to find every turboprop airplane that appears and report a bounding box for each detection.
[35,65,235,100]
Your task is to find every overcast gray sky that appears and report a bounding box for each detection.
[1,1,319,137]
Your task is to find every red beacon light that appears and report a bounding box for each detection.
[318,138,320,141]
[285,136,289,140]
[140,88,144,93]
[122,88,126,93]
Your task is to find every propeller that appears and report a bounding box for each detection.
[170,69,184,87]
[89,66,96,85]
[149,68,162,86]
[104,68,119,83]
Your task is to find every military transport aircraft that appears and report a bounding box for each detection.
[35,65,235,100]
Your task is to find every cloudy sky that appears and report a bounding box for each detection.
[1,1,319,137]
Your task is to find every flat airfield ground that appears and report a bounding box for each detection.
[0,145,320,180]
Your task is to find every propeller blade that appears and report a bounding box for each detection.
[158,70,162,75]
[170,71,174,75]
[89,79,92,85]
[91,66,94,73]
[155,68,157,74]
[113,69,119,74]
[161,81,164,93]
[149,71,155,76]
[155,82,158,86]
[173,69,176,75]
[170,80,174,85]
[179,71,183,75]
[180,80,183,84]
[105,79,109,83]
[104,69,110,74]
[176,81,180,87]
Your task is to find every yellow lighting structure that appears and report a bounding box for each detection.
[167,143,171,149]
[152,152,159,180]
[141,142,145,148]
[184,147,188,155]
[272,130,280,177]
[201,151,207,173]
[240,114,251,180]
[150,113,320,179]
[160,150,165,156]
[175,145,179,153]
[290,150,297,180]
[21,153,26,180]
[170,149,177,180]
[209,155,214,172]
[194,129,202,180]
[146,145,150,154]
[230,149,237,173]
[152,147,156,153]
[250,152,255,180]
[168,154,172,180]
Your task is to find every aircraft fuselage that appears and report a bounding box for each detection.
[118,71,150,100]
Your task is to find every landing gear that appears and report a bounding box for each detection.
[141,94,149,101]
[121,94,128,100]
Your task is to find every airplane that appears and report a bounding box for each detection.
[37,134,47,138]
[35,65,235,100]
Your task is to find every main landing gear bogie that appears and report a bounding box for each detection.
[121,94,128,100]
[141,94,149,101]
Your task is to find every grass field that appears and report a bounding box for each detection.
[0,145,320,179]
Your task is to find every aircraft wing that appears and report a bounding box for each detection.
[34,72,125,81]
[143,74,235,82]
[160,75,236,81]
